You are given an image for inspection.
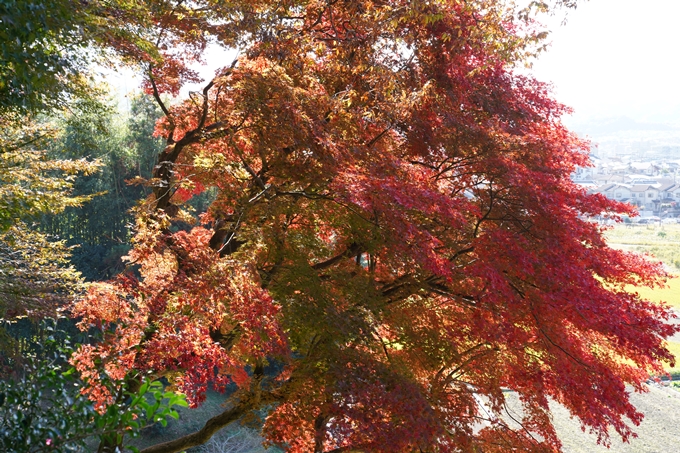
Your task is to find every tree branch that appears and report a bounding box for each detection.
[364,126,391,148]
[0,131,53,154]
[195,79,214,132]
[147,65,174,143]
[138,397,254,453]
[311,242,363,270]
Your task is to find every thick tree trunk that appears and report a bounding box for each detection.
[313,413,328,453]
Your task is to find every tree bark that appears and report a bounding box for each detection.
[138,398,254,453]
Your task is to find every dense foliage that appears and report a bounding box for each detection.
[0,0,88,114]
[55,1,679,453]
[0,0,168,115]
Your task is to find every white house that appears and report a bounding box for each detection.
[609,184,633,202]
[629,184,659,210]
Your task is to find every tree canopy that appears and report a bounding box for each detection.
[0,0,165,115]
[7,0,671,452]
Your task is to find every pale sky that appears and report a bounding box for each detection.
[530,0,680,125]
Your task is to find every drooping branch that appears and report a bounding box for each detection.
[364,126,391,148]
[138,397,256,453]
[0,131,53,154]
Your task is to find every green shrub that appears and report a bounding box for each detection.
[0,335,188,452]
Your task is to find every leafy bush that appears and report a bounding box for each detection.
[0,337,188,452]
[0,346,98,452]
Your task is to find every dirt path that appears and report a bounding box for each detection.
[505,385,680,452]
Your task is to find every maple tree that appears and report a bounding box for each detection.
[64,1,678,452]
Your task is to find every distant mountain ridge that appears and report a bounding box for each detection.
[573,116,678,136]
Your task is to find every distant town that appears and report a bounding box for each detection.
[571,116,680,220]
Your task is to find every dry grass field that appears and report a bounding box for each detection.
[605,223,680,275]
[604,223,680,371]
